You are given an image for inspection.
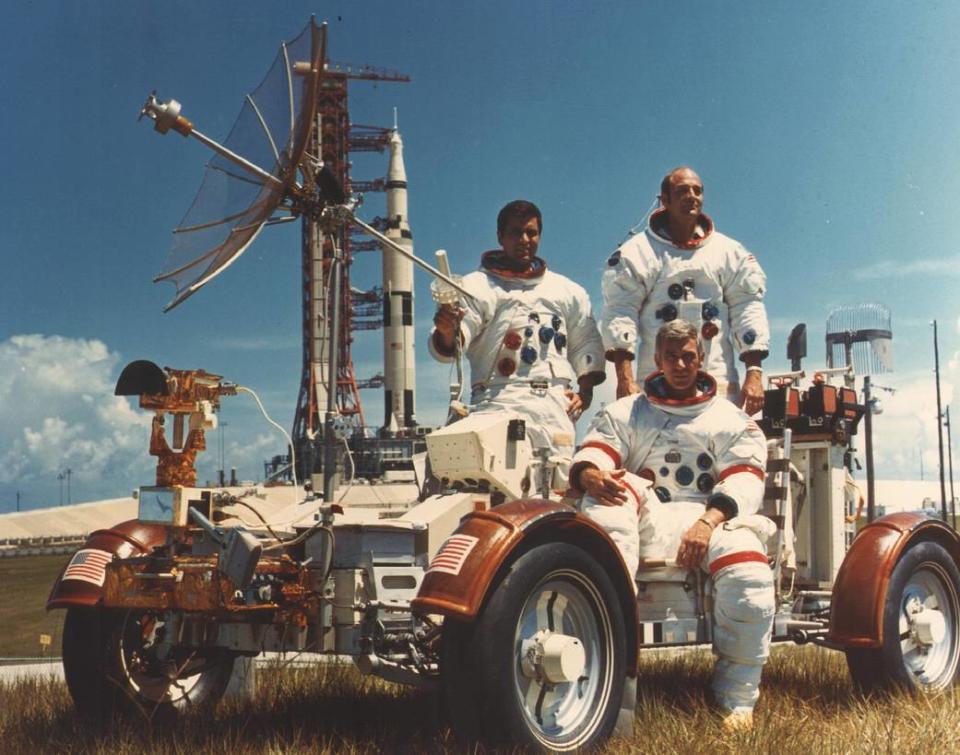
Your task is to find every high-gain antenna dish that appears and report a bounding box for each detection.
[141,19,324,311]
[139,18,468,311]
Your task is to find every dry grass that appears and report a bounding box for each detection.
[1,645,958,753]
[0,554,69,657]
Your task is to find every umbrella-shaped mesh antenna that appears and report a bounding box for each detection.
[155,20,323,311]
[825,303,893,374]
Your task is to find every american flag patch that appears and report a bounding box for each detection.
[62,548,113,587]
[427,535,478,576]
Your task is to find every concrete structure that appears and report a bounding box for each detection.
[0,482,419,557]
[870,479,958,516]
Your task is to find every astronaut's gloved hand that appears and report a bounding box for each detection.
[565,384,593,420]
[739,368,765,415]
[432,304,464,353]
[578,467,629,507]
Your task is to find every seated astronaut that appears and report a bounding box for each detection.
[429,200,605,488]
[569,319,775,729]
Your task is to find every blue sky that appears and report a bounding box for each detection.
[2,1,959,511]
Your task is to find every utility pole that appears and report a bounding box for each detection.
[57,472,64,506]
[66,468,72,505]
[933,320,948,522]
[947,406,956,528]
[16,491,20,512]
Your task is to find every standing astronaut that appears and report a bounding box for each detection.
[570,320,775,728]
[430,200,606,486]
[602,166,769,414]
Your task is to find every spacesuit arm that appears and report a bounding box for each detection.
[600,242,650,359]
[566,283,607,386]
[710,414,768,518]
[570,403,631,480]
[723,245,770,360]
[428,275,489,363]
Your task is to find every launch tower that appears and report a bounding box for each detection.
[291,61,410,481]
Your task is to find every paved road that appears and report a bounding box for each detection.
[0,653,339,685]
[0,659,64,683]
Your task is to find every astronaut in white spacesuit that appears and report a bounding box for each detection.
[570,320,775,728]
[602,166,769,414]
[430,200,606,485]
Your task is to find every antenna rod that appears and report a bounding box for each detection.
[189,128,285,187]
[346,211,476,301]
[140,94,283,188]
[323,232,344,504]
[934,320,948,522]
[864,375,876,522]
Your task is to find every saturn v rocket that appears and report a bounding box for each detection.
[380,129,416,431]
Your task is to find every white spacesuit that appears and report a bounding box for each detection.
[601,210,770,398]
[429,251,606,480]
[572,370,775,715]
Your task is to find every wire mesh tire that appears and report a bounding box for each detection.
[846,541,960,694]
[440,542,627,752]
[63,607,236,725]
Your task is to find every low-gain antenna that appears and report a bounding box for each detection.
[825,303,893,377]
[825,303,894,523]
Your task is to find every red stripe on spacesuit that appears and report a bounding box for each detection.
[708,551,769,575]
[620,478,644,513]
[579,442,621,467]
[718,464,765,482]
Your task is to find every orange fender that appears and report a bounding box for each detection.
[828,512,960,647]
[46,519,169,610]
[412,498,639,673]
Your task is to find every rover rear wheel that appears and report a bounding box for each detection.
[846,541,960,693]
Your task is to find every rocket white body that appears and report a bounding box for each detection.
[381,129,416,430]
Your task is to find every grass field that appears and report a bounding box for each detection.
[1,645,958,753]
[3,558,960,752]
[0,554,70,657]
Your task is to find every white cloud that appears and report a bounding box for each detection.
[0,335,152,504]
[212,432,279,482]
[866,369,953,481]
[853,255,960,281]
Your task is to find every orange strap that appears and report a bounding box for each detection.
[709,551,769,575]
[580,441,622,467]
[718,464,765,482]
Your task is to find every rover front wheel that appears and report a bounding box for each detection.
[63,607,236,724]
[442,542,627,751]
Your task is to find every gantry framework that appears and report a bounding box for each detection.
[291,61,409,479]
